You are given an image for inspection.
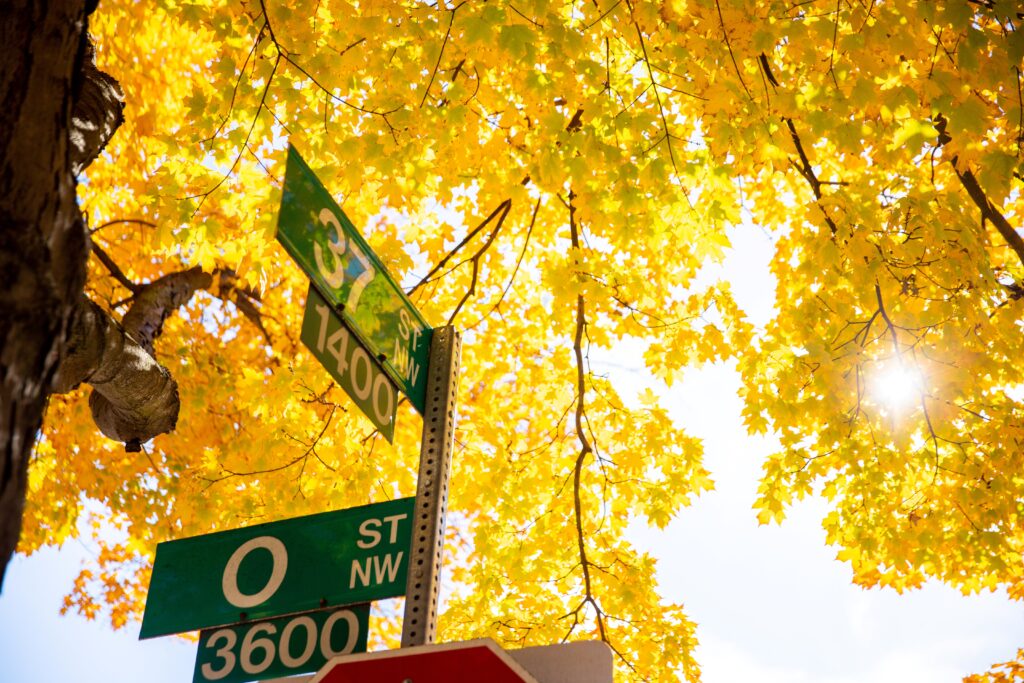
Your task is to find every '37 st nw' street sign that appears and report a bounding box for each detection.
[276,145,432,414]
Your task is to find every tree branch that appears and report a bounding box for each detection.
[567,192,608,643]
[715,0,753,101]
[420,4,462,108]
[934,113,1024,270]
[874,283,902,361]
[121,267,213,355]
[474,198,540,323]
[784,118,839,235]
[447,201,511,325]
[409,199,512,295]
[626,0,678,173]
[213,269,271,344]
[954,169,1024,269]
[91,241,140,294]
[69,37,124,175]
[53,260,273,450]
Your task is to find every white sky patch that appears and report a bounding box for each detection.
[594,218,1020,681]
[624,356,1021,681]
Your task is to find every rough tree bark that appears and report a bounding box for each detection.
[0,0,132,587]
[1,0,94,587]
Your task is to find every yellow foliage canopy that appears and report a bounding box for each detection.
[22,1,1024,680]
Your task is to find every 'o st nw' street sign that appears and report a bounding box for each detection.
[140,498,414,639]
[276,145,432,413]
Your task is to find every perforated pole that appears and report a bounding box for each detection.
[401,325,461,647]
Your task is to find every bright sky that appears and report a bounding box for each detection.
[1,228,1021,682]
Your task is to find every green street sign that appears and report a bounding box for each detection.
[302,285,396,442]
[193,604,369,683]
[140,498,414,639]
[277,145,432,413]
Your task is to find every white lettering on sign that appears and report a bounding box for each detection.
[313,207,376,313]
[240,622,277,675]
[345,240,375,312]
[383,513,407,542]
[222,536,288,609]
[201,630,237,680]
[356,514,408,549]
[373,372,395,426]
[398,308,424,348]
[314,208,347,289]
[320,610,360,658]
[279,616,317,668]
[391,338,421,389]
[398,308,411,340]
[350,346,374,401]
[349,552,404,589]
[320,321,350,376]
[198,609,362,682]
[395,309,424,388]
[312,303,396,428]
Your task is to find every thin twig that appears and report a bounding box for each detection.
[784,118,839,234]
[933,112,1024,269]
[409,199,512,295]
[205,24,265,143]
[447,201,512,324]
[475,198,540,321]
[420,5,460,108]
[874,283,902,360]
[627,1,678,173]
[202,407,338,487]
[584,0,623,31]
[715,0,753,100]
[566,192,608,644]
[89,218,156,235]
[188,53,280,207]
[1015,66,1024,157]
[90,241,140,293]
[827,0,841,87]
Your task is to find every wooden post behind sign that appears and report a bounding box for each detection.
[401,326,461,647]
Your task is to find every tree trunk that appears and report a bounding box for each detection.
[0,0,91,587]
[0,1,253,588]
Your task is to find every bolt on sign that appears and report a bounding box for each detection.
[276,145,432,415]
[193,603,370,683]
[140,498,414,639]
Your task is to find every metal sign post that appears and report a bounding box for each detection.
[274,145,462,648]
[401,325,461,647]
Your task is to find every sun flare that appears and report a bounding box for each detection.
[872,363,923,410]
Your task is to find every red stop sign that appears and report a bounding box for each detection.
[310,639,539,683]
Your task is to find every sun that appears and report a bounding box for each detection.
[872,362,923,410]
